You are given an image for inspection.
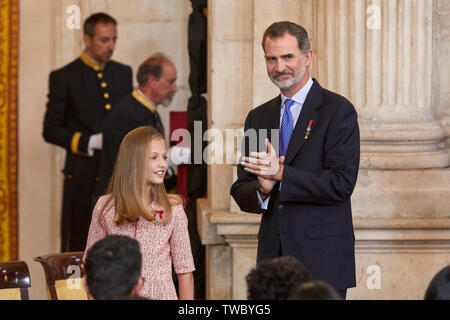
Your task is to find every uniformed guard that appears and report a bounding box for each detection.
[43,13,133,252]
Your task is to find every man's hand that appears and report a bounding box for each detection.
[256,174,276,197]
[241,138,285,182]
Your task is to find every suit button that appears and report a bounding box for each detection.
[278,204,283,210]
[105,104,111,110]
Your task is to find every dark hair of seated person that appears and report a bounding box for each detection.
[424,265,450,300]
[288,280,342,300]
[113,295,151,300]
[246,256,312,300]
[85,235,142,300]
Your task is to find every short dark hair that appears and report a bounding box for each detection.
[262,21,311,54]
[424,265,450,300]
[136,53,172,86]
[85,235,142,300]
[84,13,117,37]
[288,280,342,300]
[246,256,312,300]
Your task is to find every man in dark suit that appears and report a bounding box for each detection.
[43,13,133,252]
[230,21,360,299]
[98,54,183,196]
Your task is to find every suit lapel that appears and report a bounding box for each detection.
[284,79,323,165]
[270,96,281,131]
[265,96,281,153]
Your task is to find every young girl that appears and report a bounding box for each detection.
[84,126,195,300]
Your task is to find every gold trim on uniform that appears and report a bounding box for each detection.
[71,132,89,156]
[80,52,106,71]
[105,104,112,110]
[132,89,157,113]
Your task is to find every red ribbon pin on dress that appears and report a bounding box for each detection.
[153,209,164,227]
[305,120,314,139]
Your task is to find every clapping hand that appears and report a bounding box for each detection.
[240,138,285,195]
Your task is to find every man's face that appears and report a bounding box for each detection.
[152,62,178,107]
[264,33,312,95]
[84,23,117,63]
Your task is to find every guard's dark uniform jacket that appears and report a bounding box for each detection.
[43,52,132,252]
[98,89,165,196]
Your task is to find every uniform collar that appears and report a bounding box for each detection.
[132,89,157,113]
[80,52,106,71]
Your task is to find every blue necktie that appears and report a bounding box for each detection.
[279,98,295,157]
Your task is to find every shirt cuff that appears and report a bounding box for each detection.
[257,191,270,210]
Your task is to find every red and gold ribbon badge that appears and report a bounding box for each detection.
[305,120,314,140]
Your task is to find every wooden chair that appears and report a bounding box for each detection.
[0,261,31,300]
[34,252,87,300]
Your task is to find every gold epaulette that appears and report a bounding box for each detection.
[132,89,157,113]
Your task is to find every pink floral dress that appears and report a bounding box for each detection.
[84,195,195,300]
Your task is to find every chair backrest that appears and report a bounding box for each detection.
[0,261,31,300]
[34,252,87,300]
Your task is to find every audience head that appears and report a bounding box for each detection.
[288,280,342,300]
[137,53,177,107]
[246,256,312,300]
[84,235,143,300]
[83,13,118,63]
[424,265,450,300]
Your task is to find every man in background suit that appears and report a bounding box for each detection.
[230,21,360,299]
[43,13,133,252]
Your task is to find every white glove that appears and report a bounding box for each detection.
[167,145,191,166]
[87,133,103,156]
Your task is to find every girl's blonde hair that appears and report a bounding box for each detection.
[106,126,182,225]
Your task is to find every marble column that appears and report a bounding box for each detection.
[207,0,254,211]
[434,0,450,152]
[311,0,447,169]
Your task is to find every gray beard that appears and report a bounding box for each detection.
[271,70,304,91]
[270,62,306,91]
[161,96,173,107]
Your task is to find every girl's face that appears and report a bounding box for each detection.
[145,138,168,185]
